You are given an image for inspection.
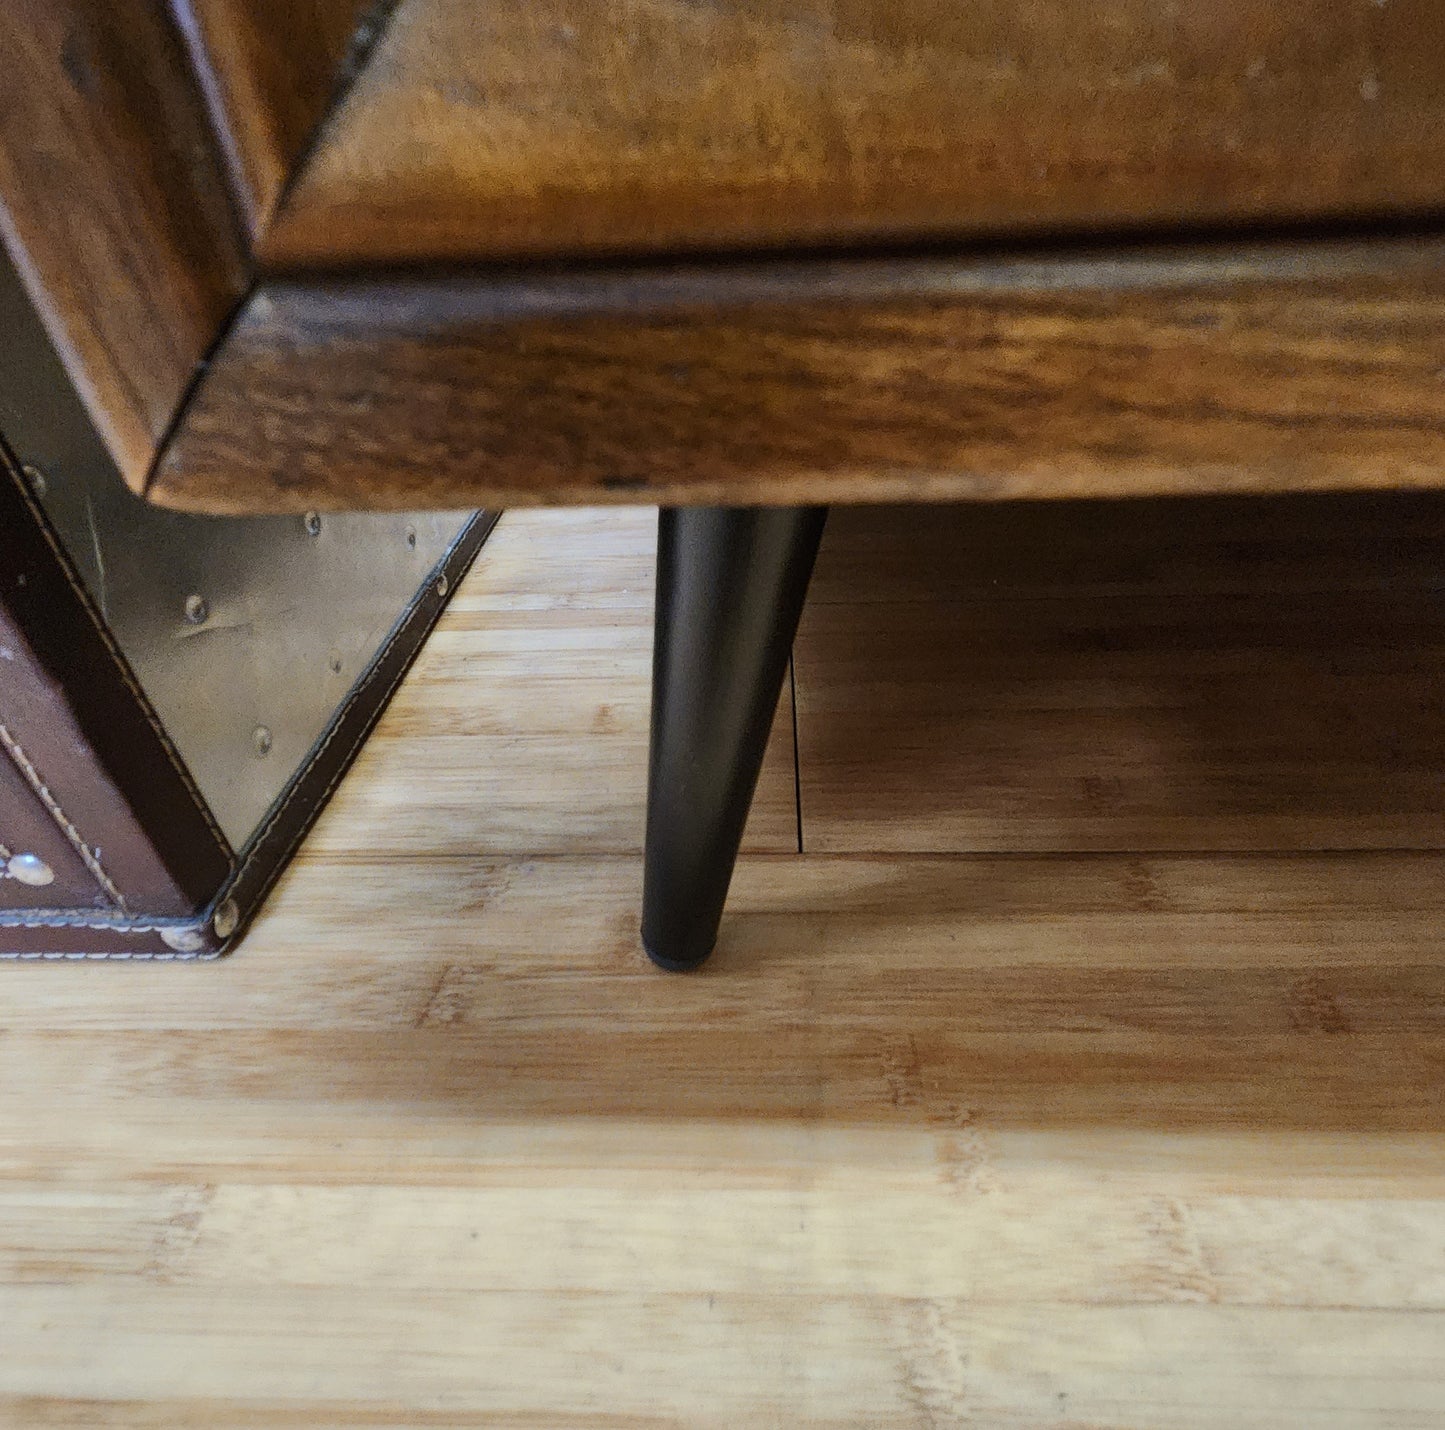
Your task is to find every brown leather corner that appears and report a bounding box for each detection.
[0,443,234,916]
[0,756,111,913]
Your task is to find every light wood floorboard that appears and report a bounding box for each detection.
[4,501,1445,1427]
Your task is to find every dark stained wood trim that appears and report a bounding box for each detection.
[0,1,390,492]
[258,0,1445,271]
[0,0,249,490]
[7,3,1445,514]
[167,0,390,240]
[150,235,1445,514]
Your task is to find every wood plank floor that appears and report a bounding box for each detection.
[5,500,1445,1428]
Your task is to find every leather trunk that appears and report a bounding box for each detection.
[0,250,496,960]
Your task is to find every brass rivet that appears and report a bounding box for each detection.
[7,853,55,887]
[160,926,207,954]
[212,898,240,940]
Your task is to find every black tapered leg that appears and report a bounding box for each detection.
[642,505,827,971]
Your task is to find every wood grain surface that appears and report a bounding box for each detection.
[4,504,1445,1425]
[168,0,381,237]
[152,237,1445,513]
[799,495,1445,852]
[261,0,1445,268]
[11,1,1445,510]
[302,506,798,858]
[0,1,247,487]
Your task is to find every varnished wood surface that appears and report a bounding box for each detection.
[0,0,371,485]
[9,2,1445,512]
[152,237,1445,513]
[799,496,1445,852]
[0,0,246,487]
[169,0,380,238]
[302,507,798,858]
[4,504,1445,1426]
[261,0,1445,268]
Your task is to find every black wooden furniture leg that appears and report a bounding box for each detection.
[642,505,827,971]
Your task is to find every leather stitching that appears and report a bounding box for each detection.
[0,516,487,963]
[0,722,128,909]
[5,949,220,962]
[0,909,201,930]
[0,597,424,951]
[7,468,235,866]
[218,547,460,931]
